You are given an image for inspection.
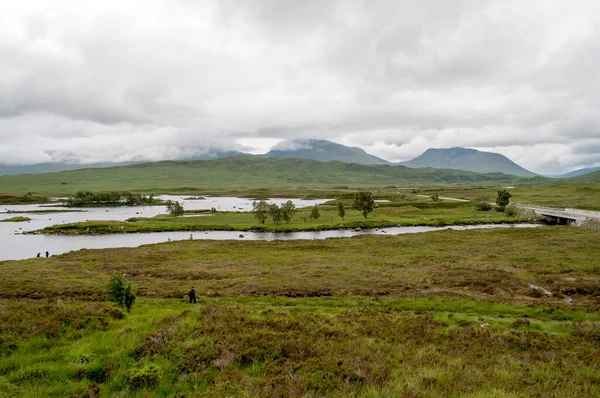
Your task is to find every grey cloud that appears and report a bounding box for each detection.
[0,0,599,174]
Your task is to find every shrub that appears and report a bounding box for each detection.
[127,363,161,390]
[473,197,492,211]
[166,200,184,217]
[504,205,519,217]
[310,204,320,221]
[337,201,345,219]
[106,274,136,312]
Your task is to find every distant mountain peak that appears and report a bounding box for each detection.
[263,139,390,165]
[400,147,537,177]
[548,166,600,178]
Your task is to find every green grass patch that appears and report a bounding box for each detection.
[0,216,31,222]
[1,298,599,397]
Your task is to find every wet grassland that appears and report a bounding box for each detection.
[38,197,533,235]
[1,225,600,397]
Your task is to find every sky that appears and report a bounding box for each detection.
[1,0,600,174]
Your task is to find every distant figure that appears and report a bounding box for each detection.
[36,253,41,258]
[188,287,196,303]
[45,251,49,258]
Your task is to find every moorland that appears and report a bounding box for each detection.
[1,157,600,397]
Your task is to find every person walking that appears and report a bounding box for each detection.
[188,287,196,303]
[45,251,49,258]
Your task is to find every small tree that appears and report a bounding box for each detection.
[353,191,375,218]
[430,193,440,202]
[310,204,320,221]
[269,203,282,224]
[166,200,184,217]
[252,200,269,224]
[337,201,345,219]
[106,274,136,312]
[496,189,512,212]
[281,200,296,223]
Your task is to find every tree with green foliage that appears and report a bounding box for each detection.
[496,189,512,212]
[252,200,269,224]
[269,203,282,224]
[430,193,440,202]
[353,191,375,218]
[337,201,345,219]
[166,200,184,217]
[67,191,155,206]
[281,200,296,223]
[106,274,136,312]
[310,204,320,221]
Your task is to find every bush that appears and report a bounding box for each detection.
[473,197,492,211]
[128,363,161,390]
[106,274,136,312]
[310,204,320,221]
[166,200,184,217]
[504,205,519,217]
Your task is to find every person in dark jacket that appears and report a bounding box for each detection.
[188,287,196,303]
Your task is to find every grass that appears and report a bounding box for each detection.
[0,216,31,222]
[3,227,600,305]
[0,194,48,205]
[1,296,599,397]
[421,183,600,210]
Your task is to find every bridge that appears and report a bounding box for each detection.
[518,205,600,225]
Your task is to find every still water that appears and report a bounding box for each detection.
[0,196,537,261]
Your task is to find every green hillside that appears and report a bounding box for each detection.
[401,147,538,177]
[569,170,600,183]
[0,156,538,195]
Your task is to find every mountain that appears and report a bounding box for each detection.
[0,162,135,176]
[0,151,246,176]
[262,139,390,165]
[0,156,539,194]
[187,150,246,161]
[549,167,600,178]
[400,147,538,177]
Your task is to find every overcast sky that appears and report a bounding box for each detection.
[1,0,599,174]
